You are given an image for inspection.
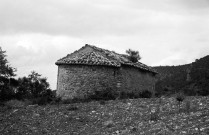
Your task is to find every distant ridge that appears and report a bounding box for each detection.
[153,55,209,96]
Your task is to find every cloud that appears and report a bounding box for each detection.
[0,33,85,89]
[0,0,138,36]
[0,0,209,89]
[1,0,208,37]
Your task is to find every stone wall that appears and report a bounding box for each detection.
[119,65,156,96]
[56,64,156,99]
[57,65,118,99]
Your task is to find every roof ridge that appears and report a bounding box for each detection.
[85,44,128,57]
[56,44,157,74]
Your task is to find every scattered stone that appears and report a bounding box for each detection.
[27,104,38,109]
[103,120,114,128]
[33,112,40,117]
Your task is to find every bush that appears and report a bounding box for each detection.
[127,92,136,99]
[139,90,152,98]
[176,93,185,102]
[120,91,128,99]
[119,91,141,99]
[61,97,88,104]
[30,89,59,105]
[32,97,48,105]
[50,97,62,104]
[176,93,185,112]
[0,101,5,107]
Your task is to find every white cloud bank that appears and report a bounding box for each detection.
[0,0,209,89]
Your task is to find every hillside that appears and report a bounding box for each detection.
[1,98,209,135]
[154,64,190,80]
[154,55,209,96]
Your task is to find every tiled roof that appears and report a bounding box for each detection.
[56,44,157,74]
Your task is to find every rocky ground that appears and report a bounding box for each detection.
[0,97,209,135]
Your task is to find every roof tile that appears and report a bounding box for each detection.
[56,44,157,73]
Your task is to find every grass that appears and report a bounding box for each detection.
[0,96,209,135]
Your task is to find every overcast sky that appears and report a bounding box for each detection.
[0,0,209,89]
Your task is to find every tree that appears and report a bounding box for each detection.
[126,49,141,63]
[0,47,16,101]
[0,47,16,77]
[17,71,51,99]
[16,77,31,99]
[28,71,50,98]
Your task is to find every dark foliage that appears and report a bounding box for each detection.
[0,47,55,104]
[154,55,209,96]
[0,71,55,104]
[127,92,138,99]
[0,77,15,101]
[50,96,62,104]
[139,90,152,98]
[62,97,92,104]
[176,93,185,112]
[32,97,48,105]
[126,49,141,63]
[16,71,51,99]
[27,89,56,105]
[120,92,136,99]
[0,47,17,101]
[176,93,185,103]
[0,47,16,78]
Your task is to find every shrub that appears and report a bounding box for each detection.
[126,49,141,63]
[127,92,136,99]
[32,97,48,105]
[176,93,184,101]
[176,94,185,103]
[50,97,62,104]
[176,93,185,112]
[139,90,152,98]
[119,91,140,99]
[62,97,88,104]
[0,101,5,107]
[120,91,128,99]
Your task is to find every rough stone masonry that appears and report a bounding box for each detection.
[55,44,157,99]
